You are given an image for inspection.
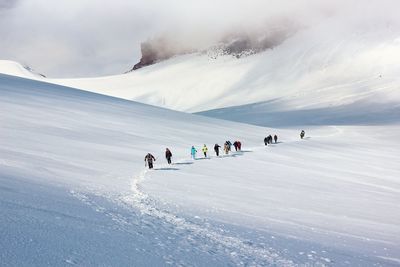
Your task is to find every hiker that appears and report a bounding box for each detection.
[237,141,242,150]
[165,148,172,164]
[224,143,230,154]
[233,141,239,151]
[300,130,305,139]
[274,135,278,143]
[264,137,268,146]
[191,146,197,160]
[144,153,156,169]
[202,144,208,157]
[268,135,273,144]
[226,141,232,151]
[214,144,221,156]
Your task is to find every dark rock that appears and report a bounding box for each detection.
[128,25,295,72]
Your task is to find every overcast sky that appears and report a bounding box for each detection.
[0,0,398,78]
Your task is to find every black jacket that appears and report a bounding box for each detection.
[145,153,155,163]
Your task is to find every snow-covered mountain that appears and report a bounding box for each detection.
[1,16,399,128]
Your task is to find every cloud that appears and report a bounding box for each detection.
[0,0,399,77]
[0,0,18,9]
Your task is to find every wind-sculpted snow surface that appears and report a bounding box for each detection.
[198,99,400,127]
[140,129,400,266]
[122,170,298,266]
[1,74,400,266]
[0,74,302,266]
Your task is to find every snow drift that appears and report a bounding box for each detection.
[1,73,400,266]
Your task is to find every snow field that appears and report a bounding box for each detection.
[1,6,400,265]
[1,74,307,266]
[139,125,400,265]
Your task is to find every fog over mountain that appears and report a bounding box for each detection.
[0,0,398,77]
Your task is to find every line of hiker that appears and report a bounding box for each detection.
[145,140,243,169]
[264,134,278,146]
[144,148,173,169]
[145,130,306,169]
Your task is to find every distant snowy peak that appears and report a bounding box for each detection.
[0,60,46,79]
[129,25,295,71]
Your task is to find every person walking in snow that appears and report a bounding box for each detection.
[264,137,268,146]
[144,153,156,169]
[274,135,278,144]
[225,141,232,151]
[165,148,172,164]
[214,144,221,156]
[191,146,197,160]
[237,141,242,151]
[202,144,208,158]
[268,135,273,144]
[233,141,240,151]
[300,130,305,139]
[224,143,229,154]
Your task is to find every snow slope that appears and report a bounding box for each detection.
[1,7,399,266]
[198,98,400,127]
[49,32,400,114]
[1,73,400,266]
[0,60,45,79]
[1,17,399,125]
[0,73,296,266]
[142,125,400,265]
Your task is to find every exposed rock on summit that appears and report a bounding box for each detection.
[129,24,296,71]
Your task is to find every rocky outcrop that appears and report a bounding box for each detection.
[129,38,193,71]
[207,25,295,59]
[129,25,295,71]
[131,42,161,71]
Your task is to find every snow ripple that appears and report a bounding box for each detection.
[69,157,328,266]
[122,167,326,267]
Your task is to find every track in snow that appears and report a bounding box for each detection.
[124,152,328,267]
